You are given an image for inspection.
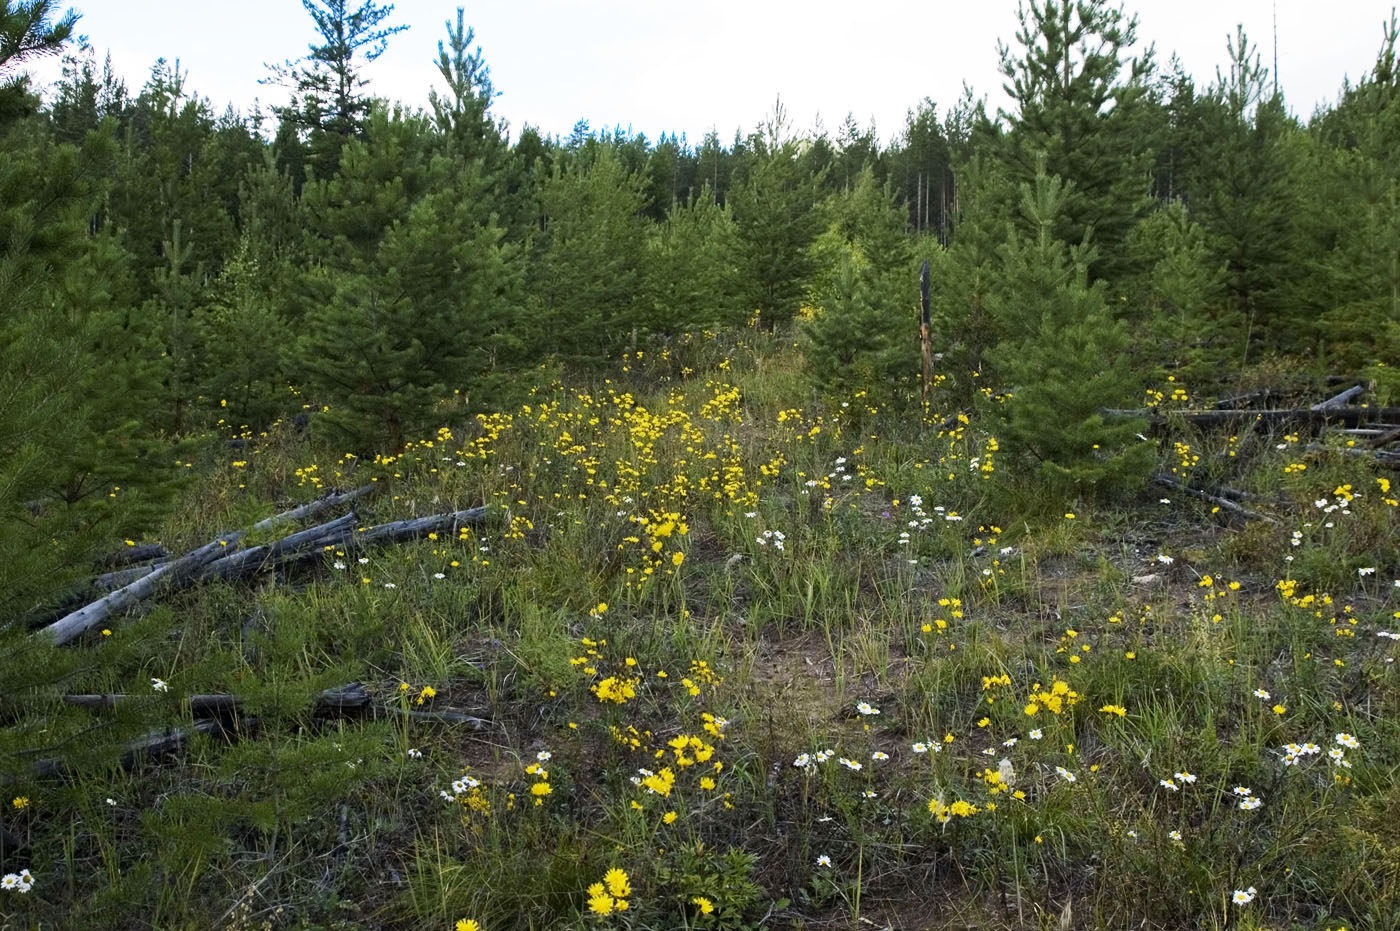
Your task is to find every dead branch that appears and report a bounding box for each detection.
[1151,474,1280,525]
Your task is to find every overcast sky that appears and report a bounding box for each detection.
[28,1,1399,144]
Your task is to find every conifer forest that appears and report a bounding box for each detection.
[4,0,1400,928]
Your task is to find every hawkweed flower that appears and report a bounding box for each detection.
[455,920,481,931]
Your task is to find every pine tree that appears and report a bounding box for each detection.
[533,145,649,362]
[1296,14,1400,369]
[994,0,1156,281]
[728,107,825,327]
[983,169,1153,499]
[641,184,745,334]
[263,0,408,174]
[428,6,501,165]
[194,235,294,430]
[1124,201,1235,384]
[932,155,1015,401]
[0,13,173,619]
[0,0,78,122]
[294,106,520,452]
[804,167,919,402]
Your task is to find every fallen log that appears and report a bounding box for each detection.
[1312,385,1365,410]
[1367,425,1400,449]
[202,511,359,580]
[94,488,379,591]
[38,532,246,646]
[1151,474,1280,525]
[63,682,371,718]
[62,682,488,729]
[30,716,256,779]
[50,508,488,645]
[97,543,169,569]
[1305,444,1400,470]
[252,484,377,532]
[1108,407,1400,430]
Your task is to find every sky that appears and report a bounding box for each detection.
[26,1,1399,145]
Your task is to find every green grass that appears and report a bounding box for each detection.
[1,330,1396,930]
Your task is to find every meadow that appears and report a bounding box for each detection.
[2,327,1397,931]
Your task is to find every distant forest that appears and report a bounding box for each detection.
[3,0,1400,610]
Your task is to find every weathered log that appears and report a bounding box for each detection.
[382,706,488,728]
[38,532,245,646]
[202,511,359,580]
[1108,407,1400,430]
[97,543,170,569]
[1214,390,1279,409]
[1366,425,1400,449]
[61,682,487,728]
[63,683,374,717]
[252,484,377,532]
[1152,474,1280,525]
[93,488,377,591]
[346,507,487,549]
[93,562,167,591]
[1306,444,1400,470]
[55,508,488,645]
[1312,385,1365,410]
[30,716,256,778]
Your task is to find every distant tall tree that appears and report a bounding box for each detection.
[428,6,500,163]
[641,183,745,334]
[805,167,918,400]
[49,43,127,144]
[1298,13,1400,368]
[534,145,650,362]
[694,129,732,204]
[728,102,825,326]
[994,0,1156,280]
[1188,27,1301,357]
[889,99,953,238]
[263,0,407,173]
